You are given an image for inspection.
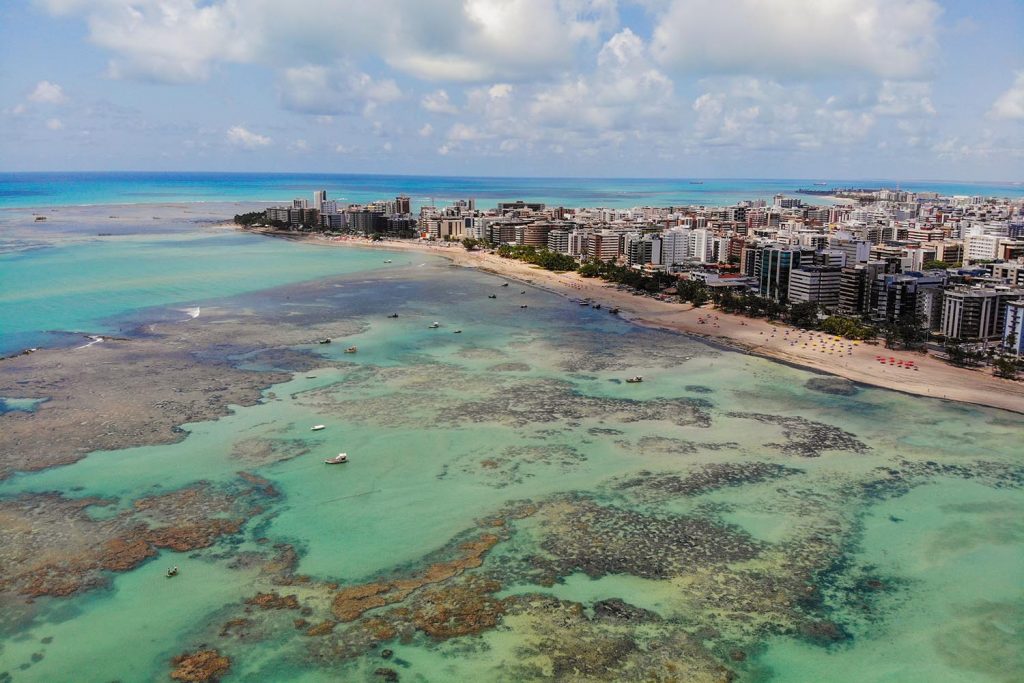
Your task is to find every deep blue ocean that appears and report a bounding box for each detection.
[1,172,1022,210]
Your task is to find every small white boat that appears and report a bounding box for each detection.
[324,453,348,465]
[429,322,440,329]
[345,346,358,353]
[625,376,643,384]
[311,425,326,431]
[384,259,393,263]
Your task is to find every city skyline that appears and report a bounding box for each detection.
[1,0,1022,180]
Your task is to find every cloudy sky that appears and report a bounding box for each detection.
[1,0,1022,179]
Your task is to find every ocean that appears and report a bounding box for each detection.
[0,185,1021,682]
[2,171,1023,210]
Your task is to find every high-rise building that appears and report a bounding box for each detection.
[872,272,945,323]
[395,195,411,214]
[1003,300,1024,355]
[757,247,805,301]
[837,261,888,316]
[661,228,691,268]
[586,231,623,262]
[787,267,842,309]
[547,230,570,254]
[941,286,1024,342]
[313,190,327,212]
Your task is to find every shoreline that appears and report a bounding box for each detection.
[249,228,1024,416]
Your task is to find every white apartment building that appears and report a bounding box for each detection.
[1004,300,1024,355]
[787,267,842,309]
[690,229,714,263]
[661,228,691,267]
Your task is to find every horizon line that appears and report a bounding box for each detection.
[0,170,1021,186]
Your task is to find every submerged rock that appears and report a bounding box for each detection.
[805,377,859,396]
[169,649,230,682]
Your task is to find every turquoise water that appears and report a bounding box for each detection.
[2,172,1022,210]
[0,217,1022,681]
[0,230,406,355]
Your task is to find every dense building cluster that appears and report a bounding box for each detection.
[262,188,1024,355]
[264,192,417,237]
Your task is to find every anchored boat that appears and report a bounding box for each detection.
[324,453,348,465]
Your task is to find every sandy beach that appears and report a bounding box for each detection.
[271,231,1024,415]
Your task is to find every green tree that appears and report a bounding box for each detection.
[993,356,1019,380]
[233,211,266,226]
[788,301,820,329]
[922,260,950,270]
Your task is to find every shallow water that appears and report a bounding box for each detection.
[0,228,412,355]
[0,227,1022,682]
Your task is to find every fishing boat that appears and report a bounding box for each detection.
[318,338,332,344]
[429,322,440,329]
[520,304,528,309]
[166,566,179,578]
[311,425,326,431]
[501,283,509,287]
[388,313,399,318]
[383,259,393,263]
[453,330,462,334]
[488,294,497,299]
[625,376,643,383]
[344,346,358,353]
[324,453,348,465]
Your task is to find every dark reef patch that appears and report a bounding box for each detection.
[465,444,586,487]
[726,412,870,457]
[804,377,860,396]
[528,497,763,581]
[615,462,803,500]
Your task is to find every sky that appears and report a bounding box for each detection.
[0,0,1022,180]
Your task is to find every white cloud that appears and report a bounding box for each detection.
[289,138,309,152]
[488,83,512,98]
[690,78,881,151]
[45,117,64,130]
[447,122,490,142]
[529,29,673,133]
[29,80,67,104]
[874,81,936,117]
[651,0,940,79]
[38,0,616,84]
[334,144,351,154]
[418,123,434,137]
[990,72,1024,120]
[421,90,458,114]
[278,64,400,115]
[226,125,272,148]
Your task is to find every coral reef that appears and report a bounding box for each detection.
[169,649,230,682]
[725,412,869,457]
